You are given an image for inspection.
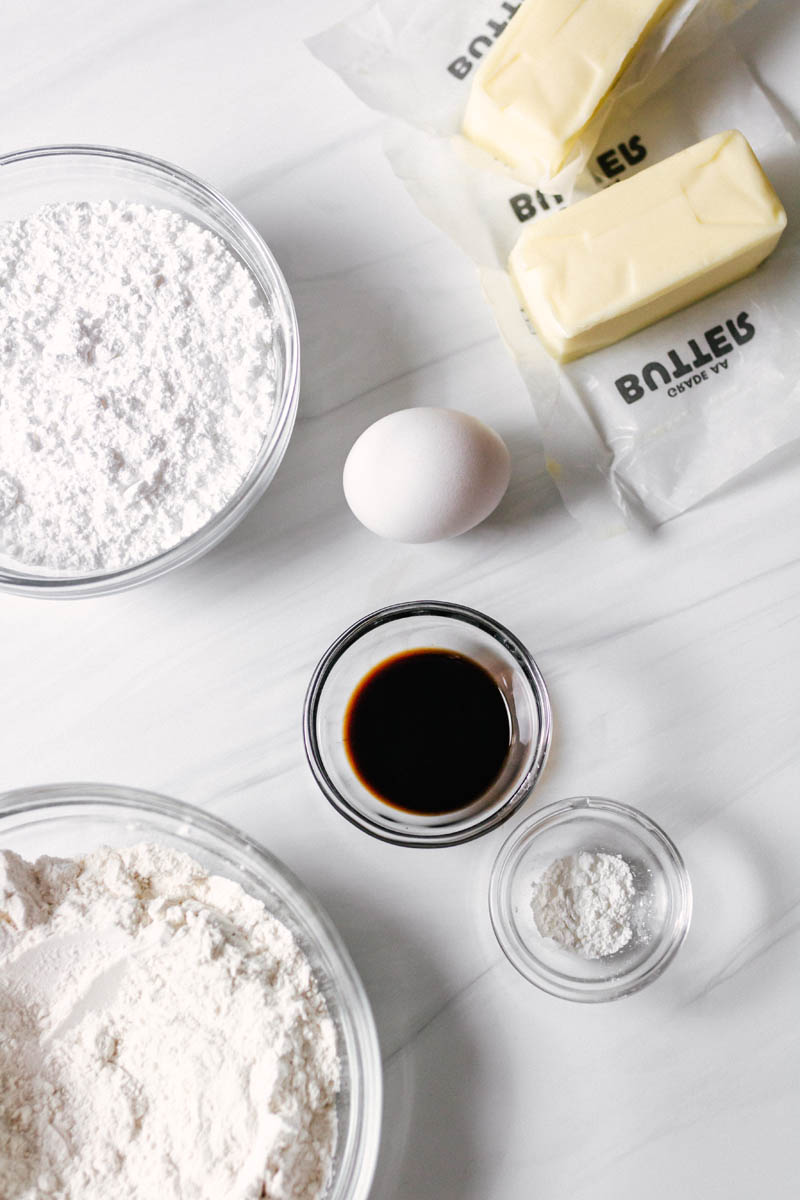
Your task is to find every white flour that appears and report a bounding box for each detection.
[0,201,277,571]
[532,851,635,959]
[0,843,339,1200]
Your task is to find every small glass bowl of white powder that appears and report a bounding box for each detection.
[489,797,692,1002]
[0,145,300,597]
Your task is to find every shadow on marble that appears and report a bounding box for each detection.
[314,885,498,1200]
[375,991,496,1200]
[657,808,793,1013]
[481,427,562,537]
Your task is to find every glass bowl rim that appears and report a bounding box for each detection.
[0,781,382,1200]
[0,143,300,599]
[302,600,553,849]
[488,795,693,1002]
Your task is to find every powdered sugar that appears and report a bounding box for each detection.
[532,851,636,959]
[0,843,339,1200]
[0,201,277,571]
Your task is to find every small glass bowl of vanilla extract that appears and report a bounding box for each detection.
[302,601,552,848]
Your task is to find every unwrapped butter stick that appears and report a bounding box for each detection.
[462,0,678,181]
[508,130,787,363]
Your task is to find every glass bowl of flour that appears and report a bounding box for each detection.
[0,783,381,1199]
[0,145,300,597]
[489,797,692,1002]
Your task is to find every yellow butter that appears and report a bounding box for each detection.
[462,0,677,180]
[508,130,787,363]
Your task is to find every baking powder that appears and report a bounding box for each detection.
[532,851,635,959]
[0,200,277,571]
[0,843,339,1199]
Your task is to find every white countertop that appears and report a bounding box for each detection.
[1,1,799,1197]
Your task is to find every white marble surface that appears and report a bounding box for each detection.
[1,1,799,1196]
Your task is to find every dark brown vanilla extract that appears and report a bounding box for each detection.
[344,648,511,816]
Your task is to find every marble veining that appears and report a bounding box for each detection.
[1,1,799,1197]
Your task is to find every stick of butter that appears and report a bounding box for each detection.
[462,0,678,180]
[508,130,787,363]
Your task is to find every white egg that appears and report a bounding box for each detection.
[343,407,511,543]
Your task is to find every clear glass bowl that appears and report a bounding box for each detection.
[0,145,300,598]
[489,797,692,1002]
[0,783,381,1200]
[303,601,552,848]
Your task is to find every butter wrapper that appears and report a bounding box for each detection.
[484,46,800,533]
[309,0,756,197]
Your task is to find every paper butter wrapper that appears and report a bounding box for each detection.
[309,0,757,197]
[483,44,800,534]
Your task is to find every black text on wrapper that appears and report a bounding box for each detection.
[614,312,756,404]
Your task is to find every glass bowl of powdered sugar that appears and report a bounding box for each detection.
[0,145,299,597]
[0,783,381,1199]
[489,797,692,1002]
